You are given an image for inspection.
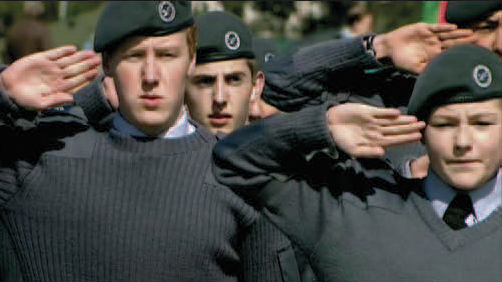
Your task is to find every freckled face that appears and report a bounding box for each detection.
[106,32,195,136]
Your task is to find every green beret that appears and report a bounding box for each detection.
[446,1,502,28]
[94,1,194,53]
[408,44,502,121]
[196,11,255,64]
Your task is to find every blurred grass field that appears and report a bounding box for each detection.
[48,5,103,50]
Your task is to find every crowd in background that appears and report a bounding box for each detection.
[0,1,440,64]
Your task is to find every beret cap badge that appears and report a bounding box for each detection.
[473,65,492,88]
[264,52,275,63]
[158,1,176,23]
[225,31,241,51]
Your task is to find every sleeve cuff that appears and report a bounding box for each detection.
[271,103,338,155]
[0,88,38,125]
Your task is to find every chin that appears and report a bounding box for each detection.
[447,176,486,191]
[210,127,232,135]
[450,182,479,191]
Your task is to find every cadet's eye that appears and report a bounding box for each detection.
[434,123,454,127]
[472,20,499,32]
[474,120,494,126]
[159,52,174,58]
[125,52,142,59]
[430,120,456,128]
[194,77,215,87]
[226,74,243,85]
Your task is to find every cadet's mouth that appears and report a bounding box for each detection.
[208,113,232,125]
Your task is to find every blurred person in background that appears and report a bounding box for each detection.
[340,1,376,39]
[2,1,52,64]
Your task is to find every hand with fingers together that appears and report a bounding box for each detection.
[374,23,475,74]
[436,26,477,50]
[0,45,101,111]
[326,103,426,159]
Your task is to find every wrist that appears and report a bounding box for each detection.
[372,34,393,66]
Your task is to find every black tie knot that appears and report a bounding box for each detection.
[443,193,474,230]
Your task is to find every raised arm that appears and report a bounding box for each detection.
[262,22,470,112]
[213,103,424,252]
[213,103,425,193]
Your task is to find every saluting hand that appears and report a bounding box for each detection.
[326,103,425,158]
[0,46,101,111]
[373,23,474,74]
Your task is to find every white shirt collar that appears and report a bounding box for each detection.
[424,169,501,223]
[112,107,195,139]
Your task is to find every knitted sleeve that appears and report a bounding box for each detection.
[212,103,335,199]
[261,37,380,112]
[213,103,351,253]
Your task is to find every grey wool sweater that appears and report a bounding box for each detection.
[0,101,261,281]
[212,104,502,282]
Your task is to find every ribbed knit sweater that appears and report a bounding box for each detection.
[261,37,426,176]
[213,104,502,282]
[0,114,260,281]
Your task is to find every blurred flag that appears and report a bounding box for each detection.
[421,1,445,24]
[436,1,448,23]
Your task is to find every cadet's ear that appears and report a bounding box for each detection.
[187,53,196,76]
[102,52,113,76]
[251,71,265,101]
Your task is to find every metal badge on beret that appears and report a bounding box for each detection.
[94,1,193,53]
[225,31,241,51]
[158,1,176,23]
[408,44,502,121]
[473,65,492,88]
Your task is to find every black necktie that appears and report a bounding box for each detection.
[443,193,474,230]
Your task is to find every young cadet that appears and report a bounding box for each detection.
[0,2,295,281]
[184,11,264,135]
[185,11,317,281]
[212,44,501,282]
[403,0,502,178]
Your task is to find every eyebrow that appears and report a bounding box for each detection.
[192,70,247,77]
[432,112,500,120]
